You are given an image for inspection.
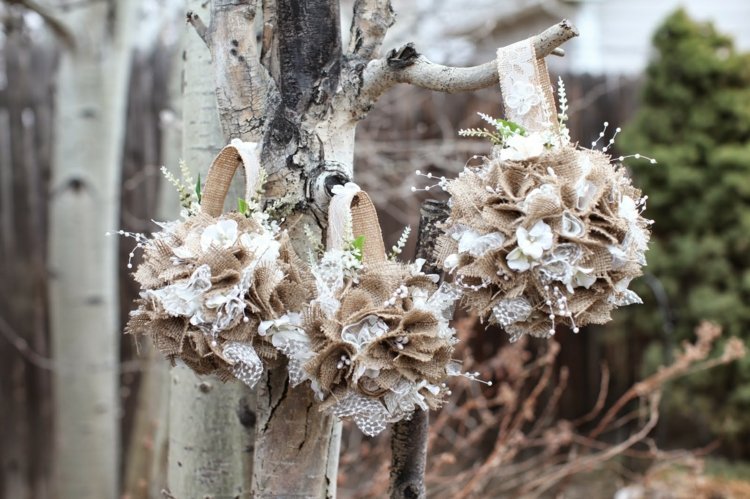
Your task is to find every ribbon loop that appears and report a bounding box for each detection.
[326,182,386,263]
[200,139,261,217]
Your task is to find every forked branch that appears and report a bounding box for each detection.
[186,0,279,141]
[347,0,396,59]
[360,20,579,102]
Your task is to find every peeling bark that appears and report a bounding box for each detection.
[347,0,395,59]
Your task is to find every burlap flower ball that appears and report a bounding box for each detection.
[124,141,314,387]
[436,138,651,341]
[267,185,461,435]
[126,211,313,386]
[302,258,458,436]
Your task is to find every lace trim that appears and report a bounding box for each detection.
[496,40,557,133]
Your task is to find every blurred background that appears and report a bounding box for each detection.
[2,0,750,497]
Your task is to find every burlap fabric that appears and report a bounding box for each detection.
[304,188,457,429]
[436,144,650,340]
[125,142,313,384]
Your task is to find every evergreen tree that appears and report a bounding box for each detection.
[619,9,750,455]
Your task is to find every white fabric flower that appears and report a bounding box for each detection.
[205,288,246,331]
[457,229,505,257]
[341,315,389,351]
[506,246,532,272]
[609,277,643,306]
[561,211,586,239]
[259,312,302,337]
[200,219,238,252]
[572,268,596,290]
[608,244,629,269]
[618,195,639,223]
[575,180,598,211]
[517,221,553,259]
[574,156,598,211]
[499,133,546,161]
[444,253,460,271]
[172,245,194,259]
[240,231,281,265]
[147,264,212,318]
[505,81,541,115]
[268,315,315,387]
[408,258,439,283]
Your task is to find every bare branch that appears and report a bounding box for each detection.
[360,20,578,103]
[186,10,209,47]
[208,0,279,141]
[347,0,396,59]
[389,200,449,499]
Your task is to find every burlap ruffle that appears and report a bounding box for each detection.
[303,261,452,413]
[437,144,651,340]
[126,212,313,379]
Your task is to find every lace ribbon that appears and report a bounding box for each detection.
[496,39,558,133]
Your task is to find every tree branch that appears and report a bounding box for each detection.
[360,19,578,102]
[389,200,449,499]
[207,0,279,141]
[346,0,396,59]
[186,10,208,47]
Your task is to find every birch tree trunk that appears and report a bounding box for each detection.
[187,1,577,494]
[48,1,137,497]
[165,1,255,497]
[123,40,183,497]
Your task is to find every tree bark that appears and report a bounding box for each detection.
[249,2,345,495]
[165,1,255,497]
[48,0,137,497]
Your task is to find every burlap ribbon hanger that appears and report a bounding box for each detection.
[200,139,261,217]
[326,183,386,264]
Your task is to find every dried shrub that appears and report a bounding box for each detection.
[338,320,745,498]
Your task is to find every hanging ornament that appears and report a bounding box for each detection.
[122,140,313,387]
[435,40,653,341]
[272,182,462,436]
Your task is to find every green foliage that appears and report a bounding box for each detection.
[619,9,750,455]
[458,112,526,145]
[350,235,365,262]
[237,198,249,217]
[195,174,202,204]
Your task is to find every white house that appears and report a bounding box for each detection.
[380,0,750,75]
